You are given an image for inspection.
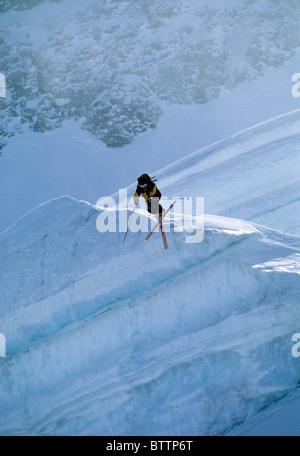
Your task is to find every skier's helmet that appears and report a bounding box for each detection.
[138,174,151,187]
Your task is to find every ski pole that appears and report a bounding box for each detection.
[123,206,136,244]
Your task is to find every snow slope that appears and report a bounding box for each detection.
[1,0,300,234]
[1,196,300,436]
[228,387,300,436]
[115,108,300,238]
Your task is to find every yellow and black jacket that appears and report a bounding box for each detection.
[134,174,161,204]
[134,181,161,204]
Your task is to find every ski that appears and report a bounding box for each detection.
[143,200,176,243]
[159,219,168,249]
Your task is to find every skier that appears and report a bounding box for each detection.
[134,173,163,218]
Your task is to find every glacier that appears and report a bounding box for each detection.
[1,0,300,437]
[1,194,300,436]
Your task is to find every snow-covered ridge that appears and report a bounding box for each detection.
[1,0,300,148]
[1,195,300,435]
[151,109,300,237]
